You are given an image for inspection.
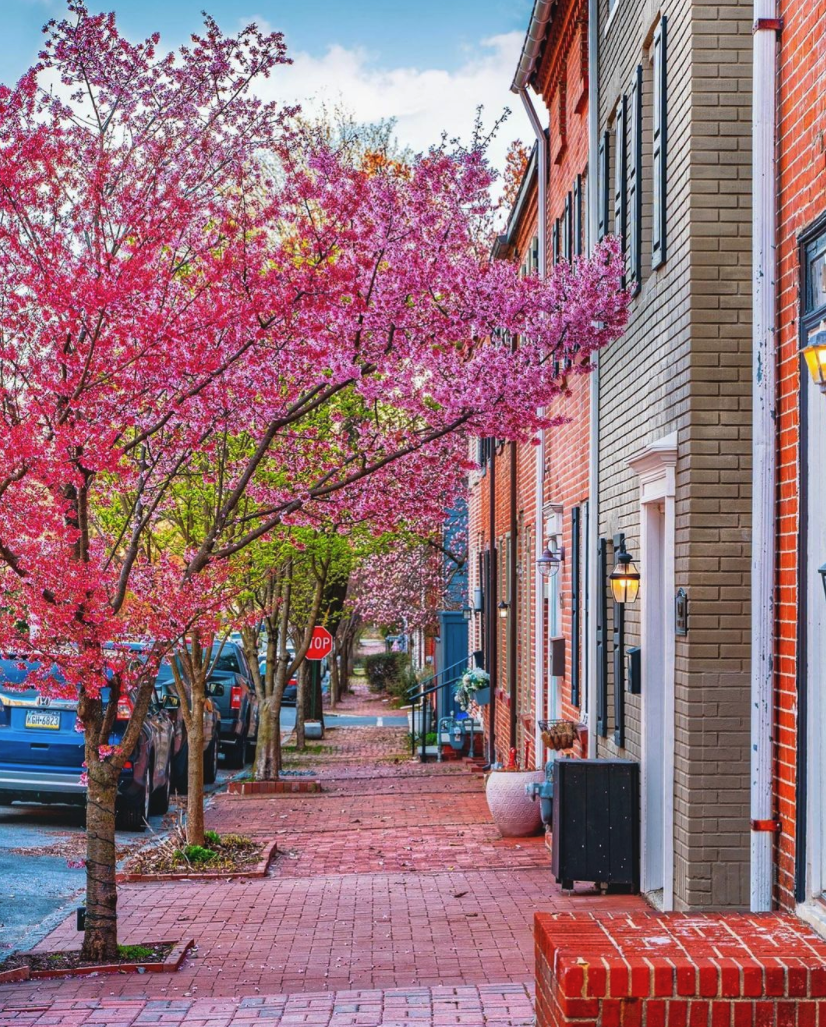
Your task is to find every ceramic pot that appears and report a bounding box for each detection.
[485,769,545,837]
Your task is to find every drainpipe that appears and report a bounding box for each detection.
[488,443,498,765]
[518,87,549,770]
[585,0,600,758]
[751,1,779,913]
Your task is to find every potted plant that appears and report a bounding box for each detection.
[454,666,490,710]
[485,749,545,837]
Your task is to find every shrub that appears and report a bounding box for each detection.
[364,651,408,693]
[178,844,217,864]
[204,830,221,846]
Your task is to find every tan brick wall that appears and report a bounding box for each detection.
[595,0,752,910]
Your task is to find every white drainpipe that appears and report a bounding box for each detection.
[585,0,600,758]
[519,88,548,770]
[751,0,778,913]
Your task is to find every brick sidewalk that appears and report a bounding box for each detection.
[0,712,647,1025]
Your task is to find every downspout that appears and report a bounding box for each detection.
[519,88,549,770]
[585,0,600,758]
[488,443,498,765]
[751,1,778,913]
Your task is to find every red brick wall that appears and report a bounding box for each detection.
[774,0,826,910]
[536,911,826,1027]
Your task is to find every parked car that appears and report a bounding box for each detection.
[0,658,174,831]
[259,658,298,706]
[207,642,259,767]
[153,665,222,790]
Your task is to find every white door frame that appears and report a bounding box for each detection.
[799,373,826,933]
[629,433,677,910]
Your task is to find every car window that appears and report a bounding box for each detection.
[212,650,241,674]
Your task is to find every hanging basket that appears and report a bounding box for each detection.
[538,719,578,752]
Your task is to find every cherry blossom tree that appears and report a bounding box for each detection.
[0,5,627,961]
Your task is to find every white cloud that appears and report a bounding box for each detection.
[248,26,533,184]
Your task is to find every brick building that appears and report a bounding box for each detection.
[466,0,593,771]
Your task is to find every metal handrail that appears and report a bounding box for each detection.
[405,654,469,702]
[408,655,470,761]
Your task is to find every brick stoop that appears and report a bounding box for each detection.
[535,911,826,1027]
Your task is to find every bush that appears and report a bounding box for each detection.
[364,651,409,693]
[204,830,221,846]
[177,844,217,864]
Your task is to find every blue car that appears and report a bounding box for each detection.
[0,658,175,831]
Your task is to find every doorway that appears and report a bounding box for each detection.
[630,435,677,909]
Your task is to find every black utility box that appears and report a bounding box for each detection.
[551,758,640,893]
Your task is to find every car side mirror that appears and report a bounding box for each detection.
[162,694,180,710]
[208,682,225,697]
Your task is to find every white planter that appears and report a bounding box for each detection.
[485,770,545,837]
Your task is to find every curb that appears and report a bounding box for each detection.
[116,840,277,883]
[226,779,322,795]
[1,938,194,983]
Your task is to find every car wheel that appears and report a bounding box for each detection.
[117,766,151,833]
[150,761,171,815]
[223,729,246,769]
[203,733,219,785]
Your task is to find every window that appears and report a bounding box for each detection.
[614,95,627,264]
[552,219,560,266]
[651,17,668,269]
[598,131,610,241]
[573,174,583,257]
[627,65,643,295]
[530,234,539,273]
[563,193,572,262]
[570,507,581,708]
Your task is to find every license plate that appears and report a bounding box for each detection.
[25,710,61,730]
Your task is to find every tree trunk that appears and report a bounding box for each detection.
[254,698,280,780]
[186,691,206,847]
[329,642,338,711]
[82,765,120,962]
[295,663,307,751]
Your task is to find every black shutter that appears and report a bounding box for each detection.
[552,219,560,266]
[598,132,609,241]
[596,537,608,737]
[573,174,583,257]
[652,16,668,269]
[570,507,581,708]
[564,192,572,261]
[628,66,643,296]
[612,533,625,748]
[614,95,627,265]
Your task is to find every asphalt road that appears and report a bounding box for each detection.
[0,707,405,955]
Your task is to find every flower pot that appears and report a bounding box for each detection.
[473,686,490,706]
[485,769,545,837]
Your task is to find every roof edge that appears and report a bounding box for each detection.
[510,0,556,94]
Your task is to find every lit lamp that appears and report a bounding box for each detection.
[819,563,826,602]
[537,536,564,578]
[462,607,473,621]
[497,600,510,620]
[609,544,640,604]
[802,319,826,392]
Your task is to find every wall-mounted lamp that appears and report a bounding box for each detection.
[497,600,510,620]
[819,563,826,602]
[537,534,565,578]
[802,319,826,392]
[462,607,473,621]
[609,541,640,605]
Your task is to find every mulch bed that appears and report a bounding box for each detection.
[118,827,276,882]
[0,938,192,981]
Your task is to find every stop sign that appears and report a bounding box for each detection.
[306,625,333,661]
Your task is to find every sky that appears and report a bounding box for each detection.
[0,0,535,179]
